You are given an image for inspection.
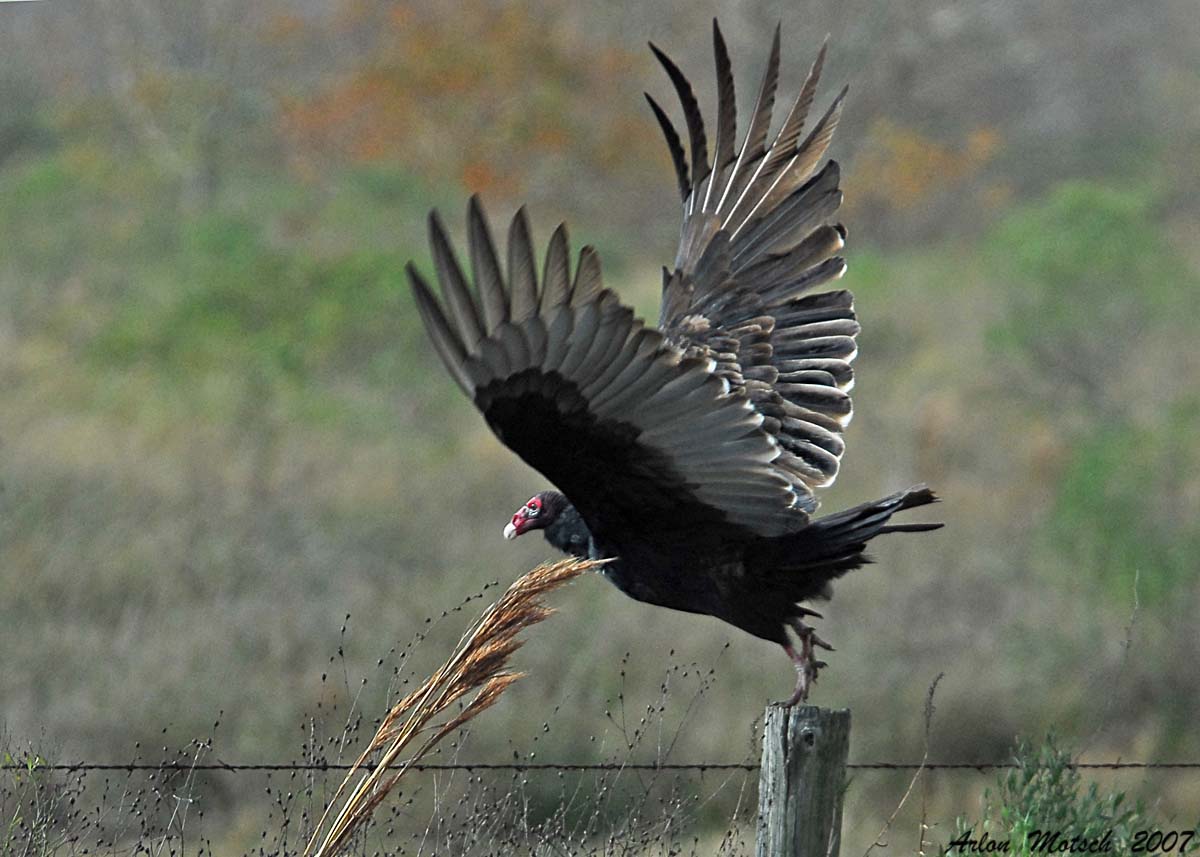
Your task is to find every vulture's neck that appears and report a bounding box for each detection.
[544,502,593,558]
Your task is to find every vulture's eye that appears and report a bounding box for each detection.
[526,504,540,517]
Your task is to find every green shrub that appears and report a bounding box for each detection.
[92,211,424,387]
[985,180,1199,608]
[987,181,1185,346]
[948,735,1199,856]
[1047,402,1200,606]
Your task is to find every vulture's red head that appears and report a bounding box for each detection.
[503,491,564,540]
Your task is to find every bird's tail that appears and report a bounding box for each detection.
[775,485,942,585]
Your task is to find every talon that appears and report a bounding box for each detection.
[780,615,835,704]
[811,633,835,651]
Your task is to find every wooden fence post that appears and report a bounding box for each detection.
[755,704,852,857]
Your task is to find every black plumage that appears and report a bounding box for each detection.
[408,22,941,703]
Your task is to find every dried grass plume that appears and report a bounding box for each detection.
[304,557,603,857]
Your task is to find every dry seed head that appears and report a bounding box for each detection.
[305,558,596,857]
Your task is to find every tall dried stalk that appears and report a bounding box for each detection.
[304,557,603,857]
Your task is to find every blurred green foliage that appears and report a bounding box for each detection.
[0,70,51,165]
[95,212,415,385]
[986,181,1190,367]
[991,183,1178,297]
[1049,402,1200,606]
[985,182,1199,607]
[952,735,1199,856]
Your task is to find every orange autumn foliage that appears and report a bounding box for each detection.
[279,0,655,200]
[847,119,1001,214]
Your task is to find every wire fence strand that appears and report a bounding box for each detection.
[4,760,1200,773]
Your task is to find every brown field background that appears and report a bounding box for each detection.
[1,0,1198,852]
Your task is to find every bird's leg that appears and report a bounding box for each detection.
[783,643,811,705]
[782,614,835,705]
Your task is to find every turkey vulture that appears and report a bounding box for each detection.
[407,22,941,703]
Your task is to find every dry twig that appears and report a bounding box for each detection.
[863,672,944,857]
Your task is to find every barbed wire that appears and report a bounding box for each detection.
[3,760,1199,774]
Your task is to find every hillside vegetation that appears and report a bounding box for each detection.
[1,0,1198,851]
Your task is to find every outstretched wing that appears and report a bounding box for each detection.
[648,23,856,504]
[408,198,814,541]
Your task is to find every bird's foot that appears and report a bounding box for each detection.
[781,617,835,705]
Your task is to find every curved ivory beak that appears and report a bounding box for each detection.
[503,521,518,540]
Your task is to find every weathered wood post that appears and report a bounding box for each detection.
[755,705,852,857]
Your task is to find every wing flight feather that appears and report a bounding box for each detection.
[413,24,860,535]
[409,200,813,538]
[648,23,858,499]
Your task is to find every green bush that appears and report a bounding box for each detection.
[985,180,1200,608]
[92,211,424,388]
[986,181,1187,356]
[1047,402,1200,606]
[949,735,1199,856]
